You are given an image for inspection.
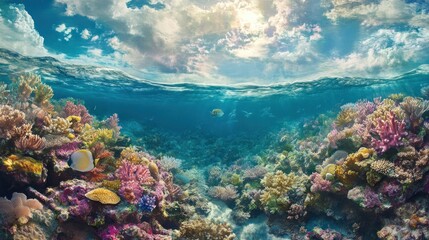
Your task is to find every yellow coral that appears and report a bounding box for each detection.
[119,147,143,164]
[66,115,81,123]
[367,99,405,122]
[79,124,114,147]
[335,107,357,127]
[321,164,336,179]
[334,148,375,186]
[85,188,120,204]
[1,155,43,176]
[101,180,121,191]
[34,83,53,107]
[47,117,71,134]
[260,171,297,213]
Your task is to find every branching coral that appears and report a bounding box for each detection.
[46,117,71,134]
[34,83,54,108]
[370,112,408,153]
[177,219,235,240]
[63,101,93,124]
[79,124,114,147]
[159,155,182,171]
[115,160,154,203]
[0,105,26,139]
[400,97,429,130]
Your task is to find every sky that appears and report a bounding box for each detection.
[0,0,428,85]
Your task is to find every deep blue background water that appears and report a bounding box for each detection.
[1,59,428,164]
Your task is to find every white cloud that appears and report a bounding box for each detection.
[88,48,102,56]
[54,0,323,77]
[0,4,47,56]
[90,35,99,41]
[55,23,66,32]
[80,28,91,39]
[332,28,429,76]
[55,23,76,41]
[324,0,429,27]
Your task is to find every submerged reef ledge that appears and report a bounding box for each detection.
[0,74,429,239]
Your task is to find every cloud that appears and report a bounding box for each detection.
[55,23,76,41]
[332,28,429,76]
[0,4,47,56]
[54,0,324,78]
[90,35,99,41]
[80,28,91,39]
[55,23,66,32]
[324,0,429,27]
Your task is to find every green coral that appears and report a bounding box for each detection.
[260,171,305,214]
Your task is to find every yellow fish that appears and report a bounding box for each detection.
[211,108,224,117]
[68,149,94,172]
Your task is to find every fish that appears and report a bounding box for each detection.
[68,149,95,172]
[211,108,224,117]
[242,111,252,118]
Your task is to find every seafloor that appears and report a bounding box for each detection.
[1,73,429,240]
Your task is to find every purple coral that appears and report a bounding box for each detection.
[55,141,81,160]
[371,112,408,153]
[56,180,94,219]
[309,173,332,193]
[63,101,93,124]
[105,113,121,138]
[363,187,381,209]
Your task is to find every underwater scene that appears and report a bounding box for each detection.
[1,0,429,240]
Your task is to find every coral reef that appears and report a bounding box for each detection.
[1,74,429,239]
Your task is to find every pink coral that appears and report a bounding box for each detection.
[115,160,154,185]
[115,160,154,204]
[309,173,332,193]
[371,112,408,153]
[63,101,93,124]
[118,181,143,204]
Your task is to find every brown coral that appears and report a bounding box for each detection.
[208,185,238,201]
[0,105,26,139]
[370,160,396,177]
[14,133,46,151]
[177,219,235,240]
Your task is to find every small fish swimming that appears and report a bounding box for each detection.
[68,149,95,172]
[211,108,224,117]
[242,110,252,118]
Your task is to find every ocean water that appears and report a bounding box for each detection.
[1,50,429,240]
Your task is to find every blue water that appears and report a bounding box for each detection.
[2,62,428,165]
